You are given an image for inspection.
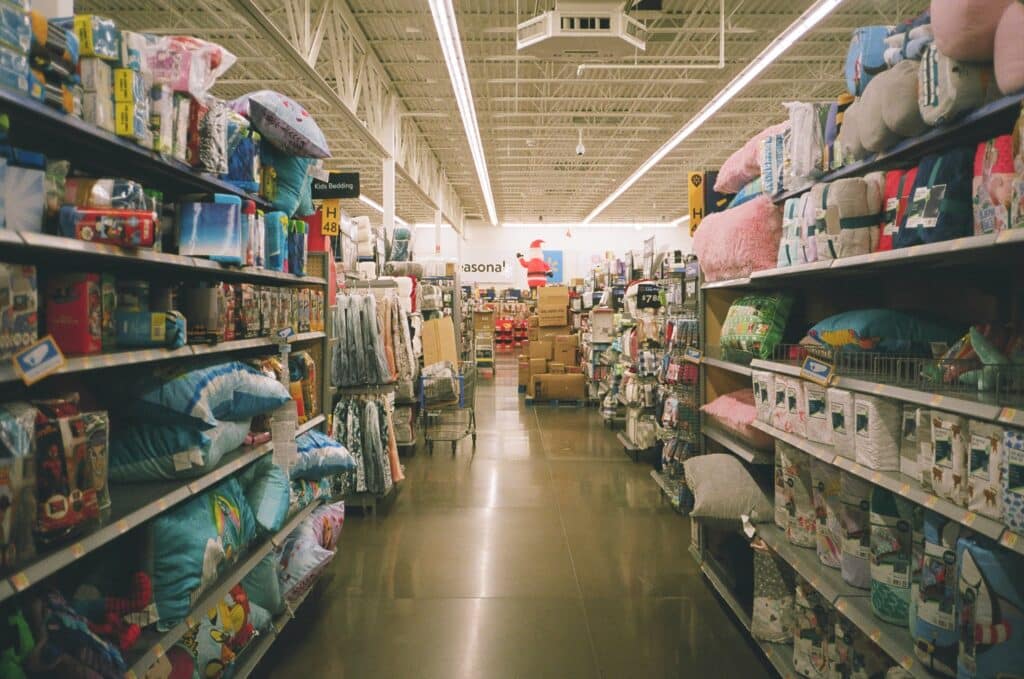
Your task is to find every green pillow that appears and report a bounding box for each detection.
[720,293,793,361]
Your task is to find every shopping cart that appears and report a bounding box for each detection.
[419,361,477,455]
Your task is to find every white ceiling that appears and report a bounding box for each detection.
[80,0,927,226]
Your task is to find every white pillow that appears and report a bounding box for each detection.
[685,454,773,523]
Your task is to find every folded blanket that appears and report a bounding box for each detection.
[1004,429,1024,532]
[932,0,1010,62]
[715,121,790,194]
[813,183,839,262]
[760,132,787,196]
[995,1,1024,95]
[692,195,782,281]
[752,370,775,424]
[878,169,915,251]
[919,44,999,127]
[829,175,883,258]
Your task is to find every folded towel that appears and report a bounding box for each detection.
[973,135,1014,235]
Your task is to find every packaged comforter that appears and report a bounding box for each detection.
[928,411,968,506]
[973,135,1014,235]
[828,174,884,258]
[854,394,902,471]
[828,387,856,460]
[840,471,872,589]
[897,146,975,248]
[784,102,828,187]
[810,458,842,568]
[779,442,817,548]
[967,420,1005,520]
[1003,428,1024,532]
[912,510,962,677]
[870,486,915,625]
[802,381,833,445]
[878,169,917,252]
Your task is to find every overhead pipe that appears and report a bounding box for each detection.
[576,0,726,75]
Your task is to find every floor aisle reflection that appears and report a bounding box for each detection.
[255,356,771,678]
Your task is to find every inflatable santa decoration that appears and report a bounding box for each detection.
[517,239,552,288]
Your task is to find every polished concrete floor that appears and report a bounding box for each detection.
[256,358,771,678]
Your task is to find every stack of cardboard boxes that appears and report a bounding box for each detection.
[517,286,585,401]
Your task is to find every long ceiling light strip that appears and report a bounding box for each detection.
[582,0,845,224]
[359,194,409,227]
[428,0,499,226]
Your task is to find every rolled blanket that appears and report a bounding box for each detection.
[881,59,931,139]
[854,394,902,471]
[995,0,1024,95]
[857,75,904,153]
[382,261,424,278]
[932,0,1010,62]
[829,175,883,258]
[838,100,868,162]
[918,44,999,127]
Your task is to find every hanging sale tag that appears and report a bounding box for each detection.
[320,199,341,237]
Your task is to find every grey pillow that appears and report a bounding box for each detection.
[684,453,773,523]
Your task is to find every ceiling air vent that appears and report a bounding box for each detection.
[517,1,647,59]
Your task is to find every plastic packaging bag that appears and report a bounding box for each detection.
[142,35,236,98]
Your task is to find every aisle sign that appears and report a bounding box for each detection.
[311,172,360,199]
[321,199,341,236]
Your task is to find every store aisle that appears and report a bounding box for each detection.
[257,357,771,678]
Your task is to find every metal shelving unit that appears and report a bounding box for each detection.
[702,424,772,465]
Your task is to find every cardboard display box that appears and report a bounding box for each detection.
[527,327,539,342]
[538,325,570,342]
[532,374,585,402]
[528,315,539,328]
[474,310,495,334]
[537,286,570,309]
[529,357,548,374]
[518,356,531,387]
[549,362,565,374]
[566,365,584,375]
[423,316,458,367]
[538,306,566,327]
[528,340,552,361]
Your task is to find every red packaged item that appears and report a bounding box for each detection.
[32,396,107,544]
[46,274,103,355]
[58,206,156,247]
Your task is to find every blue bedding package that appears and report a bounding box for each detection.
[292,429,357,481]
[896,147,974,248]
[845,25,890,96]
[912,510,962,677]
[0,4,30,54]
[0,44,27,95]
[176,194,242,264]
[956,535,1024,679]
[264,210,288,271]
[113,309,187,348]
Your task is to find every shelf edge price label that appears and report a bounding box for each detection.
[1001,532,1020,549]
[12,336,65,386]
[683,346,703,364]
[1000,407,1018,424]
[10,572,29,592]
[800,355,834,387]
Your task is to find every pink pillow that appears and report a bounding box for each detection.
[692,195,783,282]
[995,1,1024,94]
[932,0,1011,62]
[715,122,789,194]
[701,388,775,451]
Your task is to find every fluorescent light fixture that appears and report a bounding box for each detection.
[358,194,409,227]
[671,215,690,227]
[502,222,678,230]
[428,0,499,225]
[582,0,844,224]
[413,222,454,229]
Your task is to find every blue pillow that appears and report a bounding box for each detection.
[109,419,251,482]
[727,177,764,209]
[241,553,284,616]
[261,144,313,218]
[149,478,257,629]
[238,456,290,535]
[806,309,962,355]
[123,361,291,429]
[292,430,356,481]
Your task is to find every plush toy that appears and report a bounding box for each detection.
[0,608,33,679]
[73,572,154,652]
[516,239,552,288]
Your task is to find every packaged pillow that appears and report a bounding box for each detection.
[770,376,790,432]
[714,121,789,194]
[293,430,357,481]
[260,143,314,217]
[683,454,772,523]
[956,535,1024,679]
[278,511,337,599]
[778,442,816,548]
[149,478,257,629]
[898,405,922,482]
[793,575,832,679]
[719,292,793,361]
[973,135,1014,235]
[109,419,251,482]
[870,486,915,625]
[802,381,832,445]
[967,420,1005,520]
[242,553,284,617]
[913,510,963,677]
[929,412,968,506]
[230,90,330,158]
[806,309,962,355]
[752,548,795,643]
[845,25,891,96]
[310,501,345,551]
[700,389,774,451]
[751,370,775,423]
[828,387,856,459]
[854,394,901,471]
[123,361,291,429]
[840,471,872,589]
[237,455,290,535]
[811,459,842,569]
[777,197,802,268]
[1003,428,1024,532]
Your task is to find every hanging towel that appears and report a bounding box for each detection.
[780,442,817,548]
[967,420,1004,520]
[955,535,1024,679]
[897,147,975,248]
[803,381,833,445]
[793,576,832,679]
[972,135,1015,235]
[1002,428,1024,533]
[854,394,902,471]
[811,458,843,569]
[929,411,968,506]
[840,471,872,589]
[870,486,916,625]
[899,405,924,482]
[752,548,796,643]
[912,510,963,677]
[828,387,856,460]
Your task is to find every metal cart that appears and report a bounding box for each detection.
[420,362,477,455]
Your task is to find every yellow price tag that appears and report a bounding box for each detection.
[869,629,881,643]
[1002,532,1020,548]
[872,384,885,394]
[116,519,130,534]
[1001,407,1018,423]
[930,394,944,407]
[926,495,939,508]
[871,472,882,483]
[963,512,977,527]
[899,483,911,495]
[836,599,848,613]
[10,572,29,591]
[70,542,85,559]
[901,656,914,670]
[320,199,341,237]
[153,642,165,658]
[157,498,168,512]
[125,671,137,679]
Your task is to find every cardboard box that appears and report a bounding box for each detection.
[549,362,565,374]
[518,357,531,387]
[528,316,539,328]
[528,340,552,361]
[529,358,548,376]
[555,334,579,349]
[538,306,566,327]
[537,286,570,309]
[46,273,102,355]
[527,327,539,342]
[590,308,615,343]
[423,316,458,367]
[538,325,570,342]
[533,374,585,401]
[554,348,577,367]
[566,365,584,375]
[474,310,495,334]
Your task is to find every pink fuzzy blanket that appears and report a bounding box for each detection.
[693,195,783,282]
[714,121,790,194]
[701,388,775,451]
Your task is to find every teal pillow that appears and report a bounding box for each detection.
[806,309,962,354]
[109,420,251,482]
[150,478,257,629]
[238,456,290,535]
[242,553,284,616]
[720,293,793,361]
[261,144,313,218]
[293,430,356,481]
